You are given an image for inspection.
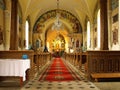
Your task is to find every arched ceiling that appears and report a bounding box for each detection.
[18,0,98,28]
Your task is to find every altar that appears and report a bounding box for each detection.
[0,59,30,86]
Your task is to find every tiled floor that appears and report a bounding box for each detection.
[21,80,99,90]
[0,58,120,90]
[21,58,100,90]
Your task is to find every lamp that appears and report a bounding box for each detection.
[52,0,63,30]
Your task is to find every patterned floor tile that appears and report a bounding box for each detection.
[20,58,100,90]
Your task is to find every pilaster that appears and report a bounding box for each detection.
[100,0,109,50]
[10,0,18,50]
[4,10,11,50]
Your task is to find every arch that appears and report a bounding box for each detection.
[45,21,69,53]
[18,2,23,24]
[33,9,82,34]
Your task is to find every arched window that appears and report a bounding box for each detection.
[25,20,29,49]
[97,9,100,49]
[87,21,90,49]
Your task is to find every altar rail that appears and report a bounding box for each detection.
[87,51,120,81]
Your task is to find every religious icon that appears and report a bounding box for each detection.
[76,40,79,48]
[0,26,3,45]
[112,27,118,45]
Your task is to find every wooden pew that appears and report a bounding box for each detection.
[65,52,87,71]
[91,73,120,82]
[87,51,120,81]
[34,52,51,72]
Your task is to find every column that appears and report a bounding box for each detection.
[29,25,33,46]
[119,0,120,49]
[108,0,112,50]
[82,27,86,49]
[21,21,26,50]
[4,10,11,50]
[100,0,109,50]
[90,22,94,50]
[10,0,18,50]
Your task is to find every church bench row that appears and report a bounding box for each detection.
[65,51,120,81]
[0,50,51,86]
[91,73,120,82]
[87,51,120,81]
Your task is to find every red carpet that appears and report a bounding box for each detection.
[39,58,80,81]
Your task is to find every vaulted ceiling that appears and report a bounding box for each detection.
[18,0,98,29]
[18,0,98,47]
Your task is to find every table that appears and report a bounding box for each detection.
[0,59,30,86]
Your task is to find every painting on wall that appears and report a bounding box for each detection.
[112,14,118,23]
[111,0,118,10]
[94,27,97,48]
[112,27,118,44]
[94,37,97,48]
[0,26,3,45]
[76,40,79,48]
[33,9,82,33]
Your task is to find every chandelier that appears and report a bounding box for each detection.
[52,0,63,30]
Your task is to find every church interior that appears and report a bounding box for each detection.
[0,0,120,90]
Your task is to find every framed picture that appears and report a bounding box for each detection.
[112,28,118,44]
[112,14,118,23]
[0,26,3,45]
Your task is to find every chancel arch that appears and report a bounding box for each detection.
[33,9,82,33]
[33,9,83,53]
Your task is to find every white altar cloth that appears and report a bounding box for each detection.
[0,59,30,81]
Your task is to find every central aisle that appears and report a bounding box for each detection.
[21,57,100,90]
[39,58,80,81]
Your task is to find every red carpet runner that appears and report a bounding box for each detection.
[39,58,80,81]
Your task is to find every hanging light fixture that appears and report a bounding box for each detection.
[52,0,63,30]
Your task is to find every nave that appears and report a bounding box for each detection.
[0,57,120,90]
[1,0,120,90]
[0,57,100,90]
[22,58,99,90]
